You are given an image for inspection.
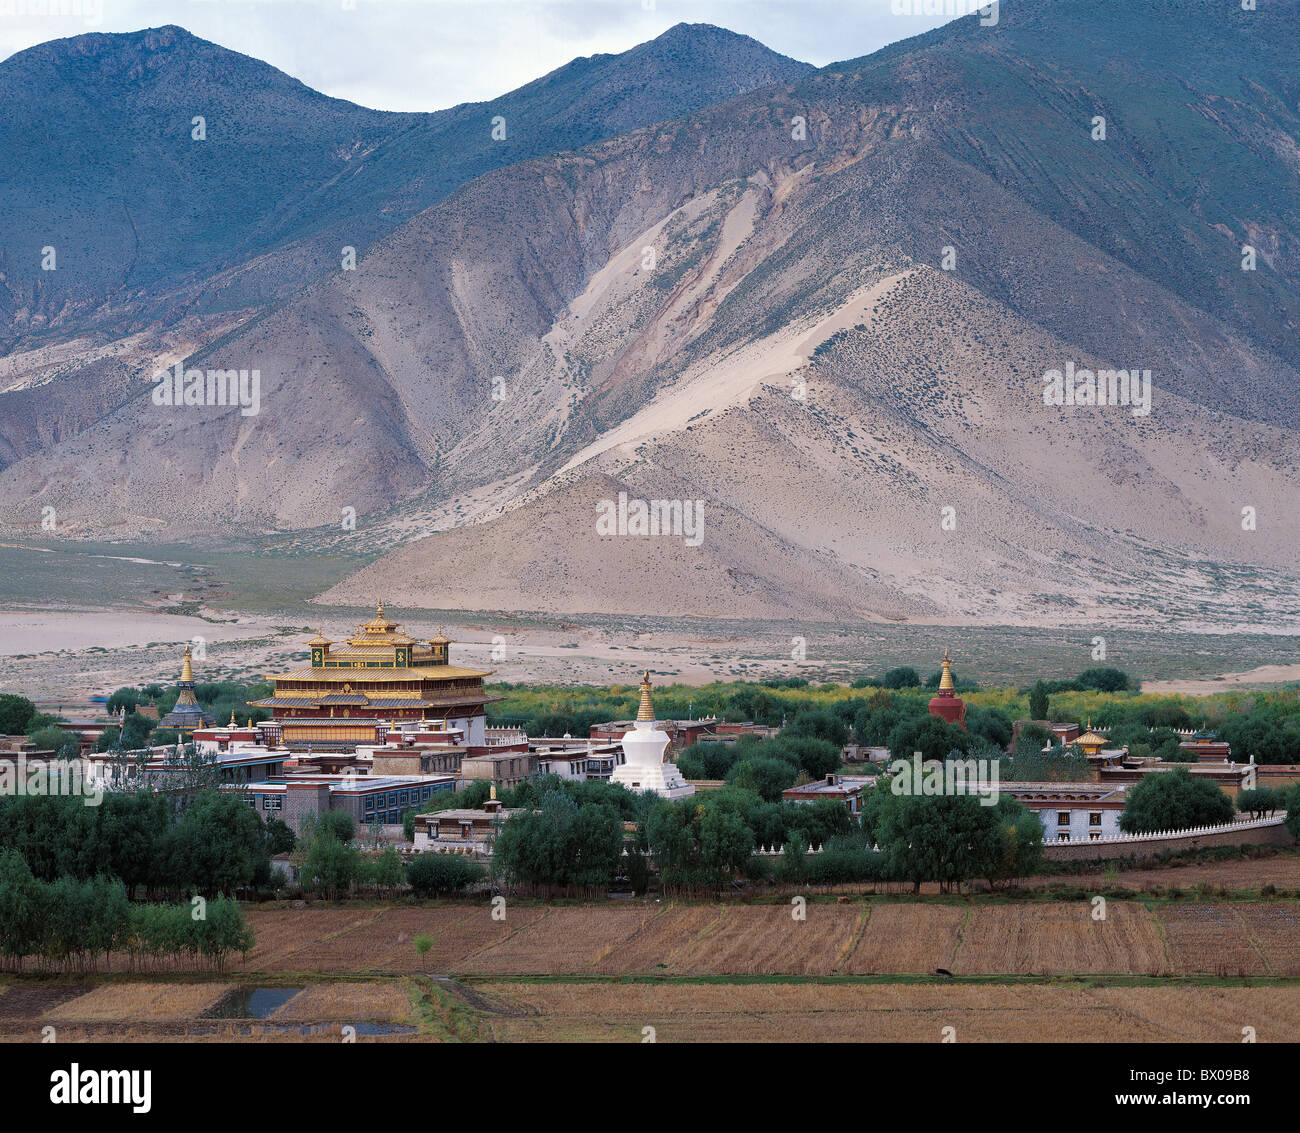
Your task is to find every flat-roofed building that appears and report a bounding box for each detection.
[782,774,862,818]
[412,796,521,850]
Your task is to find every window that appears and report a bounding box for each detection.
[1089,812,1102,826]
[365,797,374,811]
[398,791,409,806]
[1057,812,1070,826]
[1058,832,1070,842]
[1089,831,1101,841]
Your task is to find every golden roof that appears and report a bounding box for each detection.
[1077,719,1108,747]
[305,627,334,646]
[270,664,493,682]
[636,670,656,723]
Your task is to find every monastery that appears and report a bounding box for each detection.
[248,603,499,750]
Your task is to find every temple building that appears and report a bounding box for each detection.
[927,648,966,728]
[159,644,214,735]
[610,672,695,799]
[1075,721,1110,759]
[249,603,499,751]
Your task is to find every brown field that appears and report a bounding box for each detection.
[270,982,413,1023]
[1157,905,1276,977]
[459,905,659,975]
[841,903,967,973]
[243,905,547,972]
[950,903,1169,976]
[1030,851,1300,892]
[472,981,1300,1043]
[231,899,1300,978]
[46,982,233,1023]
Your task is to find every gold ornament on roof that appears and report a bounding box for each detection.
[636,670,656,723]
[938,647,955,692]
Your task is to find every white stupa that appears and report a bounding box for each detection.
[611,671,695,799]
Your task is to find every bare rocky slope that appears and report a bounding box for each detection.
[3,1,1299,626]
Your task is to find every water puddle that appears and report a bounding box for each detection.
[205,986,303,1019]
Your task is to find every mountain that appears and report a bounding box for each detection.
[2,2,1299,627]
[0,22,810,338]
[0,22,810,467]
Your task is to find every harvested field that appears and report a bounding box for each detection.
[461,906,659,975]
[589,904,717,974]
[1232,904,1300,976]
[657,905,862,976]
[0,983,87,1020]
[841,903,966,973]
[242,906,547,972]
[1158,905,1278,977]
[1030,851,1300,892]
[1087,986,1297,1043]
[226,899,1298,978]
[270,982,412,1023]
[46,982,233,1023]
[473,981,1300,1043]
[950,903,1170,976]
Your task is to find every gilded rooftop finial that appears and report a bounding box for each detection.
[938,648,955,692]
[181,643,194,683]
[636,670,656,723]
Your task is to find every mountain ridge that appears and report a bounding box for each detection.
[2,2,1298,627]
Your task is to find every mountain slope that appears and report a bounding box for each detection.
[3,1,1299,626]
[0,22,810,341]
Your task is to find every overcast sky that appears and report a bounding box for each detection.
[0,0,960,112]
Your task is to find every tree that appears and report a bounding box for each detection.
[164,790,265,895]
[1076,667,1134,693]
[886,714,971,763]
[773,735,842,779]
[300,835,363,898]
[725,756,798,802]
[1235,787,1280,819]
[1286,784,1300,840]
[492,791,624,890]
[29,725,73,754]
[119,713,154,749]
[406,853,485,896]
[0,850,44,967]
[880,667,921,689]
[876,792,1003,894]
[316,810,356,844]
[1119,768,1235,834]
[0,693,36,734]
[985,797,1044,888]
[262,816,296,856]
[366,847,405,895]
[1028,680,1049,721]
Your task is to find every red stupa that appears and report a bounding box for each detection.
[927,648,966,728]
